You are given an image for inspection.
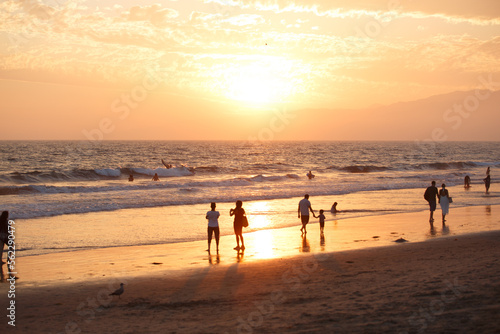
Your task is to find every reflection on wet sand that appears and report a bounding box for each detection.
[236,250,244,263]
[13,205,499,286]
[428,222,451,238]
[300,235,310,253]
[208,254,220,265]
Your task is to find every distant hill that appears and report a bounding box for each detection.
[289,90,500,141]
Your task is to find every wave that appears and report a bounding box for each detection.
[327,165,390,173]
[0,166,194,184]
[415,162,478,170]
[249,174,299,182]
[0,172,301,196]
[327,161,498,173]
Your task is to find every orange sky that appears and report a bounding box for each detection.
[1,0,499,140]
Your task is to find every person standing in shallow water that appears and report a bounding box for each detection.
[205,202,220,254]
[484,167,491,193]
[464,175,470,188]
[331,202,339,214]
[424,181,439,225]
[439,184,451,224]
[230,200,245,251]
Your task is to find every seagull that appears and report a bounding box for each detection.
[109,283,125,298]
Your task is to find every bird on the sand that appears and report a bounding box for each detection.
[109,283,125,298]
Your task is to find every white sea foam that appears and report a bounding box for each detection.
[1,141,498,221]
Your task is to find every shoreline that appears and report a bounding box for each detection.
[5,204,500,287]
[13,184,500,258]
[2,230,499,332]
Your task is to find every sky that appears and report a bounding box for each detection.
[1,0,499,140]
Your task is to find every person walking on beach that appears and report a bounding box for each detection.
[439,184,451,223]
[298,194,315,234]
[230,200,245,251]
[0,211,9,265]
[424,181,439,225]
[484,167,491,193]
[206,202,220,254]
[317,209,326,234]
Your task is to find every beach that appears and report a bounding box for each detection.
[1,205,499,333]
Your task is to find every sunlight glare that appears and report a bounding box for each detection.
[252,230,275,259]
[245,201,272,229]
[225,58,294,105]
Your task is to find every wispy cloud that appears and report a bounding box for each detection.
[1,0,499,109]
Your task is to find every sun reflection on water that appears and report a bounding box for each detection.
[251,230,275,259]
[245,201,273,229]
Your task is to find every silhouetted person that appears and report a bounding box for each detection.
[205,202,220,254]
[318,209,326,234]
[424,181,439,225]
[307,171,315,179]
[230,200,245,250]
[298,194,315,234]
[152,173,160,181]
[128,174,134,182]
[0,211,9,265]
[484,175,491,193]
[484,168,491,193]
[464,175,470,188]
[330,202,339,214]
[439,183,451,224]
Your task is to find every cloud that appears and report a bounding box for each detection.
[1,0,499,110]
[125,4,179,27]
[225,14,265,26]
[212,0,500,24]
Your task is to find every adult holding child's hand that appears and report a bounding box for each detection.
[298,194,315,234]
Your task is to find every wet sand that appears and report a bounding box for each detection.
[1,206,500,333]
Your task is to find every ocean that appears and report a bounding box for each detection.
[1,140,499,256]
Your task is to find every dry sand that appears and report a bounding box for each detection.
[1,207,500,333]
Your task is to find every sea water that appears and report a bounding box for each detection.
[1,141,499,256]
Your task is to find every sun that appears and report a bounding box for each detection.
[224,57,295,105]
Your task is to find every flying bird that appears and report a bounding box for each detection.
[109,283,125,298]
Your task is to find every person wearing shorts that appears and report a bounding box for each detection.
[206,202,220,253]
[318,209,326,234]
[424,181,439,225]
[230,200,246,251]
[298,194,315,234]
